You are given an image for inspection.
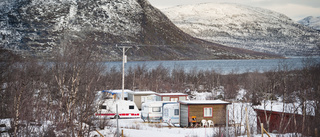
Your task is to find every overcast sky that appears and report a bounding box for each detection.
[148,0,320,21]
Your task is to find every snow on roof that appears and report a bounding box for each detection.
[130,91,156,95]
[106,89,133,93]
[156,93,188,96]
[253,100,315,116]
[178,100,231,105]
[0,118,11,129]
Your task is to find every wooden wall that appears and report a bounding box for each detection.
[188,104,227,125]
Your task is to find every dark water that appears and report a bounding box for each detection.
[105,57,320,74]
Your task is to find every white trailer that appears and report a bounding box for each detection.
[141,101,177,122]
[162,103,180,125]
[95,99,140,119]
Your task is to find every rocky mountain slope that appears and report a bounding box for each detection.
[298,16,320,31]
[162,3,320,56]
[0,0,276,61]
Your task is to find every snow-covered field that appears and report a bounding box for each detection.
[90,117,300,137]
[91,119,230,137]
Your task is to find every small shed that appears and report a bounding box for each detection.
[127,91,156,110]
[156,93,188,101]
[178,100,231,127]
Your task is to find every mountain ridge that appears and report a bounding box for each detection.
[0,0,280,61]
[162,3,320,56]
[298,16,320,31]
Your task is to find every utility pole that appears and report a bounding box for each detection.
[246,107,250,137]
[117,45,132,100]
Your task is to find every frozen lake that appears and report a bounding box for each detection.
[105,57,320,74]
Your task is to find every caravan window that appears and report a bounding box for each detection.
[129,105,134,109]
[99,105,107,109]
[152,107,161,112]
[174,109,179,115]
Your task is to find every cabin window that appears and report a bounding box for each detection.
[152,107,161,112]
[100,105,107,109]
[163,97,170,101]
[204,107,212,117]
[129,105,134,109]
[174,109,179,115]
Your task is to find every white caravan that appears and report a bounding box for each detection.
[95,99,140,119]
[141,101,177,122]
[162,103,180,125]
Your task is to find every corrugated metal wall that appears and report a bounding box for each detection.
[180,104,188,127]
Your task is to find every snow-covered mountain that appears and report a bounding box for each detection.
[0,0,277,60]
[298,16,320,31]
[162,3,320,56]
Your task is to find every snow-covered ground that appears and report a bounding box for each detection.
[91,119,231,137]
[90,116,300,137]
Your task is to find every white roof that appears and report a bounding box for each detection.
[131,91,156,95]
[109,89,133,93]
[253,100,315,116]
[157,93,188,96]
[178,100,230,105]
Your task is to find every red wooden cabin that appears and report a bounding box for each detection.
[156,93,188,101]
[254,109,314,135]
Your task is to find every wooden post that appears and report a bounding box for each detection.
[246,107,250,137]
[226,105,228,137]
[261,123,264,137]
[315,128,318,137]
[95,130,104,137]
[263,128,271,137]
[122,129,124,137]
